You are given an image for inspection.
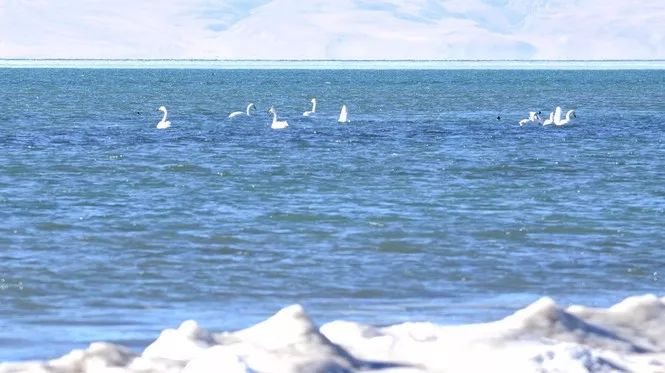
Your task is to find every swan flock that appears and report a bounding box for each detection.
[518,106,577,126]
[156,98,351,129]
[156,101,578,129]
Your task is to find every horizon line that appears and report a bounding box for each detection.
[1,59,664,70]
[2,58,665,62]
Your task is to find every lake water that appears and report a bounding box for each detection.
[1,66,664,361]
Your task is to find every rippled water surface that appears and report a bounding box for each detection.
[1,68,664,360]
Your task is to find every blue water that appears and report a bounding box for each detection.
[1,68,664,361]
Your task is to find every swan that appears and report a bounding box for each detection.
[156,106,171,129]
[268,106,289,129]
[552,106,562,125]
[228,103,255,119]
[543,111,554,126]
[518,111,543,126]
[556,109,576,126]
[303,98,317,117]
[534,112,543,124]
[338,105,349,123]
[519,111,537,126]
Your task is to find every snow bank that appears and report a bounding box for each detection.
[2,295,664,372]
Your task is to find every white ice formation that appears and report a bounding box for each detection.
[2,295,665,372]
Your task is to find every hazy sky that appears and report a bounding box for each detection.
[1,0,663,59]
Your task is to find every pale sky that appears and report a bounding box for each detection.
[0,0,663,60]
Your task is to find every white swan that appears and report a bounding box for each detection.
[303,98,317,117]
[519,111,541,126]
[519,111,536,126]
[556,109,576,126]
[543,111,554,126]
[268,106,289,129]
[552,106,562,125]
[156,106,171,129]
[228,103,255,119]
[338,105,349,123]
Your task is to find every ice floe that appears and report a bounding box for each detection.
[2,295,664,372]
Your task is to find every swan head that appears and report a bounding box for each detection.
[570,110,577,118]
[311,98,316,104]
[158,106,166,112]
[247,103,256,111]
[268,106,276,115]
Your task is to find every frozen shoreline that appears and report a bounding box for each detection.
[2,295,664,373]
[1,59,664,70]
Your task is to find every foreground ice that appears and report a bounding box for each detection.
[2,295,665,373]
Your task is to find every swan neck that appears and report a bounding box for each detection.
[271,111,277,124]
[312,100,316,112]
[246,105,252,116]
[161,110,168,122]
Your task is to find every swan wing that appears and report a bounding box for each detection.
[553,107,562,124]
[338,105,348,123]
[228,111,243,118]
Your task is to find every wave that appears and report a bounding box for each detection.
[2,294,664,372]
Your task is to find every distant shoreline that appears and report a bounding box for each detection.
[1,59,664,70]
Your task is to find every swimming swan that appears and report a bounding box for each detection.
[519,111,540,126]
[553,106,562,125]
[338,105,349,123]
[156,106,171,129]
[519,111,541,126]
[268,106,289,129]
[556,109,576,126]
[303,98,317,117]
[229,103,255,119]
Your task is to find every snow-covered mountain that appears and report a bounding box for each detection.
[0,0,663,59]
